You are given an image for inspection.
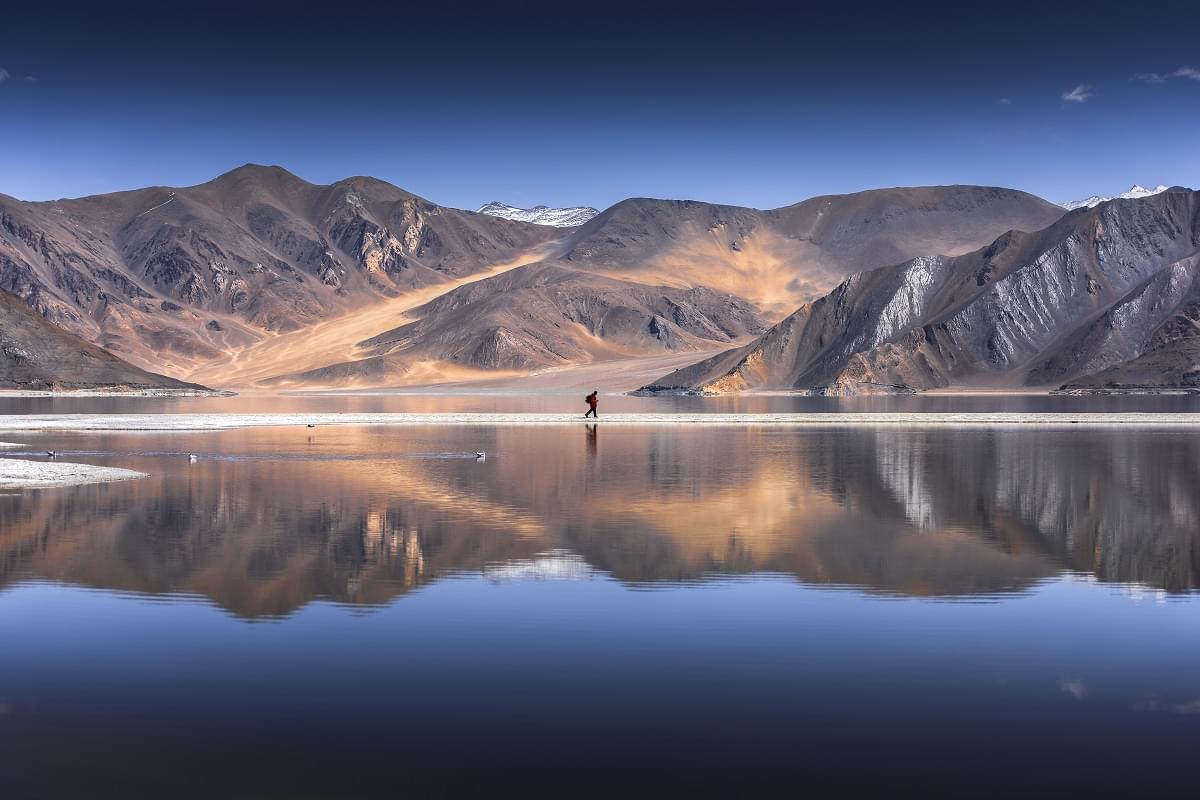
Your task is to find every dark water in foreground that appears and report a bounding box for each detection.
[1,395,1199,796]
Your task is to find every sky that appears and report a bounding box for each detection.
[1,0,1198,210]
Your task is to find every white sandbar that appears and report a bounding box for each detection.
[1,412,1200,432]
[0,458,147,489]
[0,389,229,398]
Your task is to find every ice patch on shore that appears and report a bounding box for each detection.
[1,412,1200,432]
[0,458,147,489]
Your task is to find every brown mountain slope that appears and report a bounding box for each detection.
[644,188,1200,394]
[557,186,1065,316]
[0,287,206,391]
[0,164,562,376]
[262,262,768,387]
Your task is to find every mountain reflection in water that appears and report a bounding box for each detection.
[2,423,1196,617]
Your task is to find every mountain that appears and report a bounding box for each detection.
[0,287,205,391]
[0,165,562,376]
[240,185,1065,388]
[555,187,1066,316]
[262,262,767,386]
[0,171,1065,389]
[477,201,599,227]
[1061,184,1169,211]
[643,189,1200,395]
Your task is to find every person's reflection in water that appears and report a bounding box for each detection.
[586,423,598,457]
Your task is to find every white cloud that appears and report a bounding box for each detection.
[1060,679,1087,700]
[0,69,36,84]
[998,97,1011,105]
[1134,66,1200,84]
[1062,84,1094,103]
[1132,697,1200,714]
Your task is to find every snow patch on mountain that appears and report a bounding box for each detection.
[1062,185,1169,211]
[477,201,599,227]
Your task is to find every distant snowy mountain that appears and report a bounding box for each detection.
[476,201,599,227]
[1061,184,1169,211]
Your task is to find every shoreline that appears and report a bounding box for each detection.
[0,389,234,398]
[2,384,1192,399]
[3,411,1200,432]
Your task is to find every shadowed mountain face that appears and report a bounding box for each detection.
[0,287,204,390]
[2,424,1196,618]
[1061,337,1200,392]
[558,187,1066,316]
[647,189,1200,394]
[0,165,562,375]
[1056,252,1200,392]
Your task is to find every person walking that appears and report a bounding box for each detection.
[584,390,599,418]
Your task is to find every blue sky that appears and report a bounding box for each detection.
[1,1,1197,210]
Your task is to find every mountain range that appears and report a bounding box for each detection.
[0,166,1066,391]
[2,164,1197,394]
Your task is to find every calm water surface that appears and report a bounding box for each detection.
[2,395,1199,796]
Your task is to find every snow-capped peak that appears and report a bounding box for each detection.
[476,201,599,227]
[1061,184,1170,211]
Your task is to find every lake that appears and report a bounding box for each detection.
[1,394,1199,796]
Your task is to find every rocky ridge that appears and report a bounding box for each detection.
[643,189,1200,395]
